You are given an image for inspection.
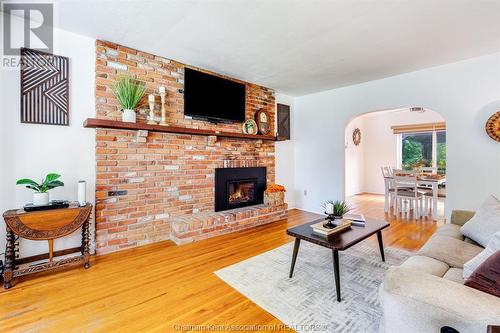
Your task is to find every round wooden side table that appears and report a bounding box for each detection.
[2,203,92,289]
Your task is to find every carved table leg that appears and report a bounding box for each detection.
[4,227,15,289]
[82,220,90,269]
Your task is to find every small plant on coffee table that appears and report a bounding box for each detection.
[323,200,353,218]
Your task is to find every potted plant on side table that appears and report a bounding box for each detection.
[16,173,64,205]
[113,76,146,123]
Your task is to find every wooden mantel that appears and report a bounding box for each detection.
[83,118,278,141]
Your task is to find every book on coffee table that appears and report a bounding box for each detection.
[310,219,352,237]
[343,213,366,227]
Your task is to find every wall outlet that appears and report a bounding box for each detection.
[303,189,307,196]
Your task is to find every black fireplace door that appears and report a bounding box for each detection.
[214,167,266,212]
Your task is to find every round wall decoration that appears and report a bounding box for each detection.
[485,111,500,142]
[242,119,258,135]
[352,128,361,145]
[255,108,271,135]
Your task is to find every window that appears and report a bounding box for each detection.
[402,132,433,169]
[400,130,446,174]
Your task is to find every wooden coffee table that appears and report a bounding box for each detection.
[286,218,390,302]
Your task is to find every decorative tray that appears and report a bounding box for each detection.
[24,200,70,212]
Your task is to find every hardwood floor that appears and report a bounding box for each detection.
[0,194,441,332]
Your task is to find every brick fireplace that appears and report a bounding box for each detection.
[93,40,287,254]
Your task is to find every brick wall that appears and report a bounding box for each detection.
[94,40,277,254]
[95,40,275,131]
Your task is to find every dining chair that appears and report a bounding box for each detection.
[381,166,396,211]
[393,171,424,219]
[392,169,418,176]
[417,168,436,216]
[381,166,393,177]
[394,168,432,214]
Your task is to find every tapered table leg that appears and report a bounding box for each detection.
[332,250,341,302]
[4,228,15,289]
[289,238,301,278]
[377,230,386,262]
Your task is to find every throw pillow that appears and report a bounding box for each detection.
[461,195,500,247]
[463,231,500,279]
[464,250,500,298]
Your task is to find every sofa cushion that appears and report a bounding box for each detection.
[443,268,465,284]
[461,195,500,247]
[400,255,449,277]
[435,224,464,240]
[417,235,483,268]
[465,250,500,298]
[464,231,500,279]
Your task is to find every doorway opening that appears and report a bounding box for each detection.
[344,107,446,220]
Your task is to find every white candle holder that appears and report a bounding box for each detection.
[148,99,157,125]
[159,92,167,126]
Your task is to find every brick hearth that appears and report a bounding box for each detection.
[94,40,285,254]
[170,204,288,245]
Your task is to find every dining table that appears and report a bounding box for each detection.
[383,175,446,220]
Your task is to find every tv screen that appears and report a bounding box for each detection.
[184,68,246,122]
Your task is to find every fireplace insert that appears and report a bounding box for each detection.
[214,167,266,212]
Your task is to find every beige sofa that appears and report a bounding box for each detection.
[380,210,500,333]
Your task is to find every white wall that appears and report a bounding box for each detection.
[294,52,500,217]
[346,110,444,195]
[275,93,296,208]
[344,116,365,196]
[0,13,96,257]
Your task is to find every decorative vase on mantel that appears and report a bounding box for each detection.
[113,76,146,124]
[122,109,137,123]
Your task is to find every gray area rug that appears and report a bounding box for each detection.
[215,241,410,333]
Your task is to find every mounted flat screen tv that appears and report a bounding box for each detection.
[184,68,246,122]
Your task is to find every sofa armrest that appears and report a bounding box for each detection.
[380,267,500,333]
[450,210,475,226]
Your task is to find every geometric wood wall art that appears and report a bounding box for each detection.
[485,111,500,142]
[21,47,69,125]
[277,103,290,140]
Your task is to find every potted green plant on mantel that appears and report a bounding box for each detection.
[16,173,64,205]
[323,200,353,219]
[113,76,146,123]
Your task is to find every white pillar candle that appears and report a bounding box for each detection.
[158,86,166,94]
[78,180,87,207]
[148,94,155,103]
[325,203,334,214]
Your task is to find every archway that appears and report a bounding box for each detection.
[344,107,446,220]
